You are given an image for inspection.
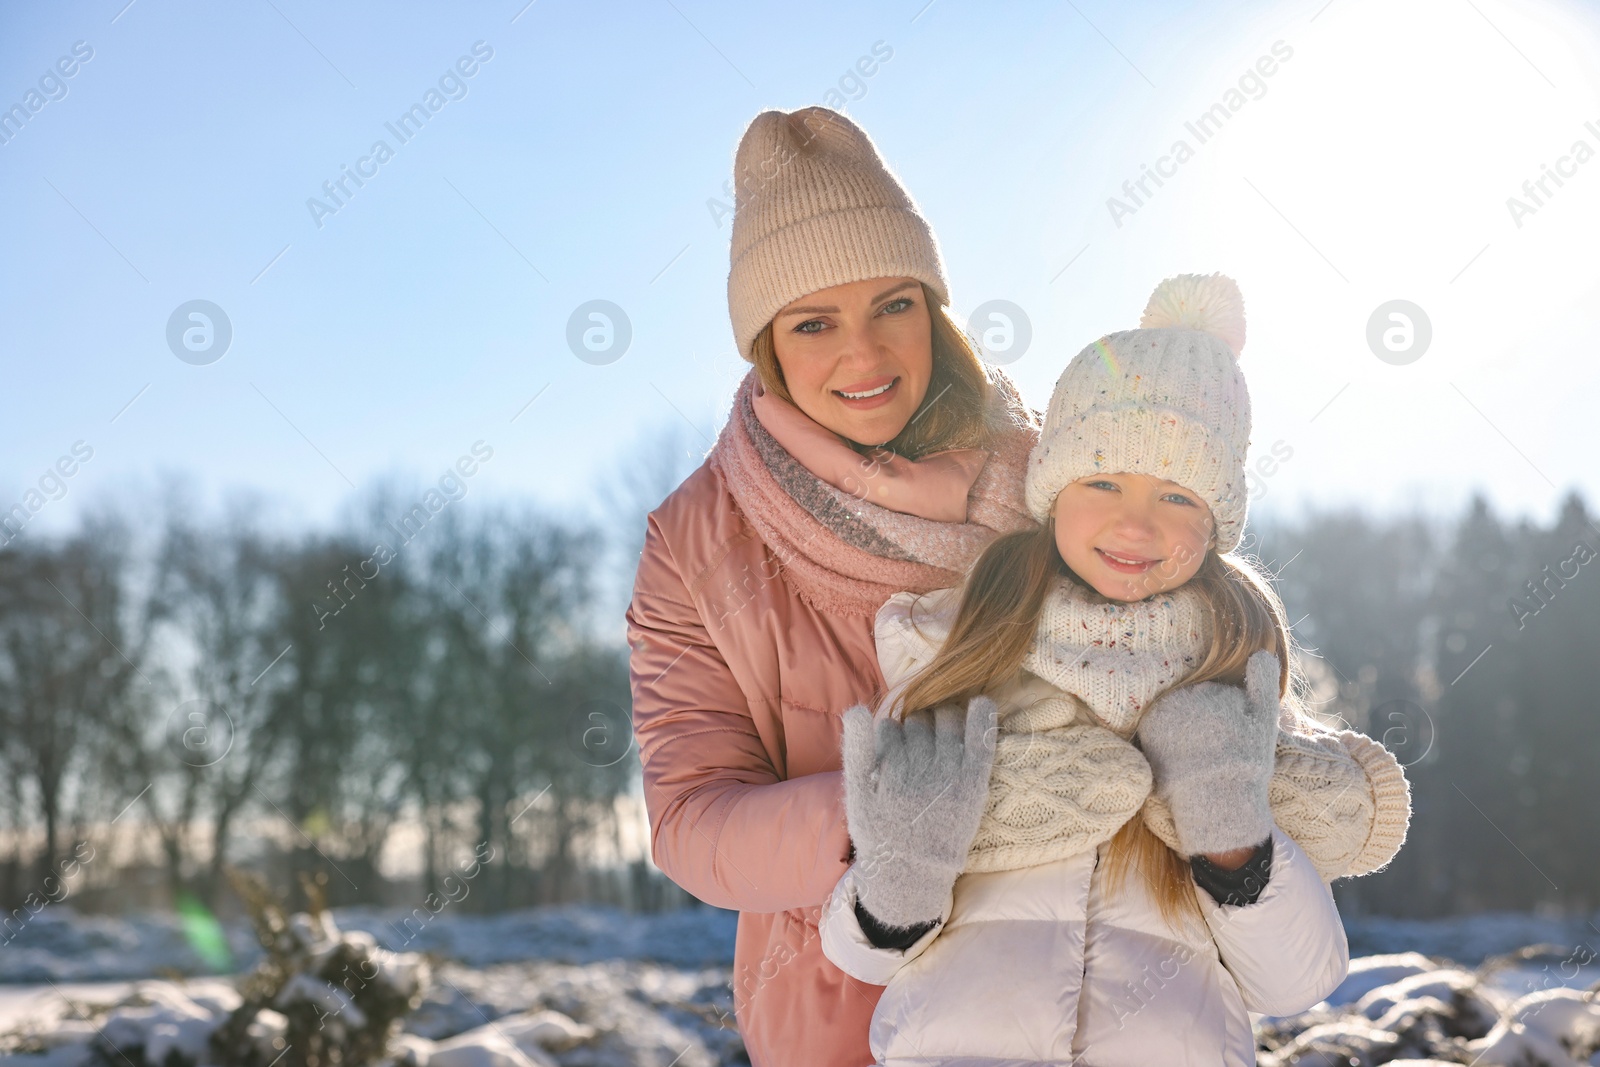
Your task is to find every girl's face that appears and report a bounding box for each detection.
[1049,472,1215,602]
[769,276,934,448]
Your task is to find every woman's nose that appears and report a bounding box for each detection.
[833,324,885,368]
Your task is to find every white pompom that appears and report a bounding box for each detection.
[1138,272,1246,356]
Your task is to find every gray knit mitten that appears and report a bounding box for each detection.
[841,696,998,930]
[1136,650,1282,856]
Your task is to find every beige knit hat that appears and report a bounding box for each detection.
[1023,273,1253,552]
[726,107,950,362]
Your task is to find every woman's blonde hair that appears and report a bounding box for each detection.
[748,281,1002,458]
[891,515,1320,932]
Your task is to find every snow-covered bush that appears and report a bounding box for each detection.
[1258,946,1600,1066]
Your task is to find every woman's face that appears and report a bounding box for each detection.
[769,276,934,448]
[1050,472,1215,602]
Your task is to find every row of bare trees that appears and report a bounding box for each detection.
[3,408,1595,921]
[0,482,652,916]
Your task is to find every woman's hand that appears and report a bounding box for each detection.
[840,695,998,930]
[1135,650,1281,857]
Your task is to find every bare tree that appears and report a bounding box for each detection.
[110,499,292,906]
[596,419,710,621]
[417,503,631,908]
[0,517,158,878]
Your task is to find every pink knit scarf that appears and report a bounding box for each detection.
[750,379,993,523]
[707,367,1041,618]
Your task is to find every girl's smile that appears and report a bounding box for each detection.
[1095,547,1162,573]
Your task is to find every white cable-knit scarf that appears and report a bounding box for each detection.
[965,575,1206,873]
[1021,574,1210,738]
[877,576,1411,881]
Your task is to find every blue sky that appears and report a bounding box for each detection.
[4,0,1599,569]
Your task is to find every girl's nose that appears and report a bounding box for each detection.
[1111,506,1158,540]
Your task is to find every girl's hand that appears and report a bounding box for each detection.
[840,695,998,930]
[1135,650,1281,857]
[1200,844,1259,870]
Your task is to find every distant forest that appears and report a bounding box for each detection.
[1253,492,1599,919]
[0,467,1595,922]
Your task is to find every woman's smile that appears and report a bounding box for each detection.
[833,375,901,409]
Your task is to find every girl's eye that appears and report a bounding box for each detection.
[1085,480,1118,491]
[1163,492,1197,506]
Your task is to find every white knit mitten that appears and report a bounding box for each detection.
[841,696,998,928]
[1136,650,1281,856]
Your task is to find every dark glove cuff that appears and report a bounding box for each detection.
[855,897,940,950]
[1190,835,1274,907]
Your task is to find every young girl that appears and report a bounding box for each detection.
[818,273,1412,1065]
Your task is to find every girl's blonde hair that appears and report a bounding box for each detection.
[748,281,1003,459]
[891,515,1319,932]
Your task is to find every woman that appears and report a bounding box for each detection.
[626,106,1040,1066]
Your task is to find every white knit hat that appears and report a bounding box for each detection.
[1023,273,1252,552]
[726,107,950,362]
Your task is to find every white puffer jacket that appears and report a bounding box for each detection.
[818,590,1354,1065]
[821,823,1346,1065]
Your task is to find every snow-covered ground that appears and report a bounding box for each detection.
[0,903,1596,1065]
[0,903,740,985]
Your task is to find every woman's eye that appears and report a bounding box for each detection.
[794,319,826,334]
[881,297,914,314]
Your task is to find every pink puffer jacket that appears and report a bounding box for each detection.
[626,460,886,1066]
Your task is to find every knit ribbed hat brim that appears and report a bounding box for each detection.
[725,107,950,361]
[728,204,948,358]
[1025,402,1246,551]
[1024,276,1253,554]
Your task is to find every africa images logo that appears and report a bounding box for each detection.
[1106,40,1294,228]
[306,41,495,229]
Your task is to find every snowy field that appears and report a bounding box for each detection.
[0,903,1597,1065]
